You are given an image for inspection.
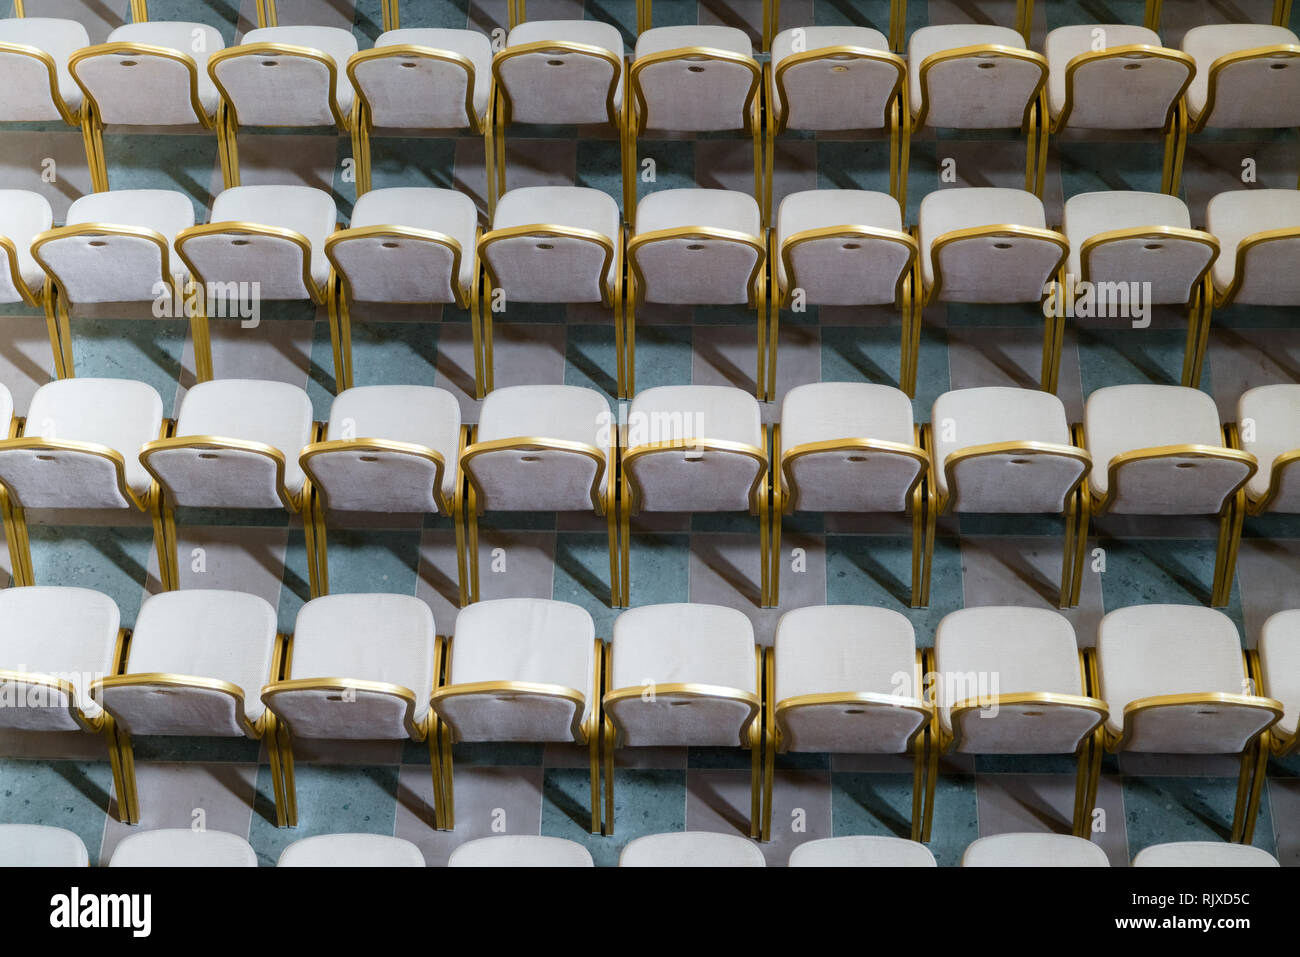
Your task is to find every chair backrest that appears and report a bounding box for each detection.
[480,227,613,304]
[775,47,903,132]
[70,34,217,126]
[781,226,914,306]
[109,828,257,867]
[789,835,936,867]
[916,46,1046,129]
[0,18,87,123]
[448,835,594,867]
[930,227,1066,303]
[619,831,765,866]
[961,832,1109,866]
[350,39,480,130]
[33,224,175,303]
[496,40,622,126]
[278,833,426,866]
[1132,841,1279,867]
[209,29,355,127]
[1079,228,1217,306]
[1059,45,1193,130]
[328,224,464,304]
[631,48,759,132]
[1200,43,1300,129]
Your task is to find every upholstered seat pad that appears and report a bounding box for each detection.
[127,589,278,722]
[1205,189,1300,295]
[0,18,89,114]
[208,184,337,290]
[242,26,358,114]
[611,603,755,691]
[448,835,594,866]
[775,604,916,702]
[789,835,936,867]
[907,24,1027,119]
[628,384,762,449]
[1062,190,1192,284]
[0,824,89,867]
[1182,24,1299,119]
[962,832,1109,866]
[1237,384,1300,502]
[769,26,892,123]
[0,189,53,297]
[1132,841,1278,867]
[619,831,765,866]
[505,19,626,114]
[278,833,426,866]
[1044,24,1164,119]
[104,21,224,118]
[633,24,752,60]
[1260,609,1300,737]
[64,188,196,278]
[917,187,1046,290]
[348,187,478,294]
[775,189,904,291]
[780,381,914,454]
[378,28,493,120]
[490,186,620,290]
[109,828,257,867]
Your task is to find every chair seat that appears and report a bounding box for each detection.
[917,187,1047,292]
[378,28,493,121]
[1182,24,1299,121]
[907,23,1027,121]
[0,18,89,116]
[109,828,257,867]
[64,188,197,284]
[0,824,89,867]
[1260,610,1300,739]
[1133,841,1279,866]
[789,835,936,867]
[775,189,904,295]
[0,189,53,299]
[490,186,621,293]
[104,21,225,119]
[769,26,892,123]
[242,26,358,115]
[619,831,765,866]
[448,835,594,866]
[506,19,626,115]
[962,833,1109,866]
[1205,189,1300,298]
[278,833,426,866]
[1062,190,1195,291]
[1044,24,1164,121]
[1237,384,1300,504]
[633,24,752,60]
[209,185,338,292]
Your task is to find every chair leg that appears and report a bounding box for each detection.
[588,642,603,834]
[1071,735,1092,837]
[1230,744,1255,842]
[603,641,616,834]
[1040,304,1064,393]
[1069,481,1090,607]
[427,717,444,830]
[1242,734,1270,844]
[42,284,66,380]
[766,268,779,403]
[53,292,75,378]
[758,464,770,608]
[1187,275,1213,388]
[1016,0,1034,44]
[454,490,469,609]
[218,107,240,189]
[619,462,632,608]
[277,719,298,827]
[1212,490,1244,607]
[265,714,288,828]
[79,102,108,193]
[103,718,136,825]
[1144,0,1162,32]
[2,493,33,587]
[439,719,455,829]
[466,483,481,604]
[762,647,775,842]
[770,496,782,608]
[910,730,926,842]
[625,270,637,398]
[910,479,925,608]
[1059,489,1078,609]
[189,298,214,383]
[312,492,330,596]
[921,718,939,842]
[606,493,620,609]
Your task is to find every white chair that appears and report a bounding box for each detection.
[788,835,937,867]
[1204,190,1300,331]
[928,387,1091,608]
[961,832,1109,866]
[1061,191,1219,387]
[447,835,594,867]
[0,825,89,867]
[460,385,618,607]
[1080,385,1256,607]
[1132,841,1280,867]
[260,593,439,828]
[766,606,930,842]
[299,384,468,604]
[0,378,167,588]
[618,831,766,866]
[1091,604,1282,843]
[429,598,602,833]
[1236,384,1300,517]
[207,26,359,187]
[139,378,320,596]
[278,833,426,866]
[915,188,1068,394]
[31,189,201,380]
[603,604,763,837]
[478,187,623,399]
[773,383,929,607]
[90,590,282,826]
[108,829,257,867]
[770,191,916,400]
[620,386,770,607]
[0,190,54,332]
[68,22,227,192]
[1245,609,1300,843]
[347,29,493,198]
[627,189,767,399]
[0,18,89,144]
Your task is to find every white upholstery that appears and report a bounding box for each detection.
[1205,190,1300,304]
[0,824,89,867]
[469,384,611,513]
[220,26,358,122]
[770,27,895,130]
[1045,25,1186,128]
[108,829,257,867]
[0,189,53,301]
[76,22,224,124]
[931,387,1081,512]
[633,189,762,306]
[775,190,908,302]
[625,385,763,513]
[0,382,11,434]
[1259,609,1300,739]
[278,833,426,867]
[908,25,1039,129]
[316,385,461,510]
[0,586,119,728]
[1182,25,1300,127]
[1238,384,1300,508]
[918,188,1056,299]
[448,835,594,867]
[334,187,478,301]
[788,835,936,867]
[485,187,620,300]
[962,832,1109,866]
[0,18,88,119]
[1132,841,1279,867]
[363,28,493,126]
[500,20,625,125]
[633,26,756,132]
[779,382,919,513]
[619,831,765,867]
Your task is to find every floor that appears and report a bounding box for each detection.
[1,0,1298,867]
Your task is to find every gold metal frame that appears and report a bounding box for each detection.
[1188,44,1300,134]
[1244,647,1296,841]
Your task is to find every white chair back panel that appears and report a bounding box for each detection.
[608,695,753,747]
[332,234,458,303]
[1084,237,1214,305]
[947,452,1086,513]
[468,448,601,513]
[1233,237,1300,305]
[950,703,1098,754]
[270,688,413,739]
[0,679,81,731]
[214,55,336,126]
[921,55,1041,128]
[635,239,757,305]
[1202,55,1300,128]
[628,450,760,512]
[484,236,606,303]
[146,446,287,509]
[786,451,920,513]
[0,449,133,509]
[499,52,617,125]
[436,692,583,743]
[780,703,924,754]
[779,57,896,130]
[0,50,64,121]
[309,449,442,514]
[1264,462,1300,513]
[38,234,167,303]
[1108,455,1251,514]
[76,53,203,125]
[1065,55,1189,129]
[180,232,312,300]
[99,684,246,737]
[934,235,1059,303]
[637,58,754,131]
[1125,702,1274,753]
[786,237,909,305]
[353,55,473,128]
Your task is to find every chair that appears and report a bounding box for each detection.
[460,385,618,607]
[1246,609,1300,842]
[30,189,201,380]
[1090,604,1283,843]
[0,825,89,867]
[603,604,764,837]
[260,593,439,828]
[618,831,766,866]
[0,378,168,589]
[347,29,493,199]
[1061,191,1218,387]
[278,833,426,866]
[773,383,929,607]
[492,21,628,217]
[914,188,1068,394]
[429,598,603,833]
[927,387,1091,609]
[68,22,227,192]
[207,26,359,188]
[478,187,623,399]
[1236,384,1300,517]
[925,606,1107,843]
[447,835,594,867]
[961,832,1109,866]
[1078,385,1256,607]
[788,835,937,867]
[138,378,320,597]
[90,589,282,826]
[0,19,90,168]
[299,385,468,604]
[765,606,930,842]
[0,586,133,823]
[769,191,916,400]
[108,828,257,866]
[619,386,770,607]
[1044,26,1194,195]
[0,190,55,353]
[1204,191,1300,349]
[626,190,767,400]
[1132,841,1280,866]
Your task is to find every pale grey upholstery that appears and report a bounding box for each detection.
[1132,841,1279,867]
[1045,25,1188,128]
[909,24,1040,128]
[788,835,936,867]
[619,831,765,866]
[774,190,908,302]
[485,187,620,301]
[499,20,625,125]
[1237,384,1300,509]
[1259,609,1300,739]
[217,26,358,123]
[770,26,896,130]
[1182,25,1300,128]
[75,22,225,124]
[632,26,756,132]
[962,832,1109,866]
[0,824,89,867]
[108,828,257,867]
[0,18,89,120]
[359,28,493,127]
[448,835,594,867]
[278,833,426,866]
[0,189,53,302]
[1205,189,1300,305]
